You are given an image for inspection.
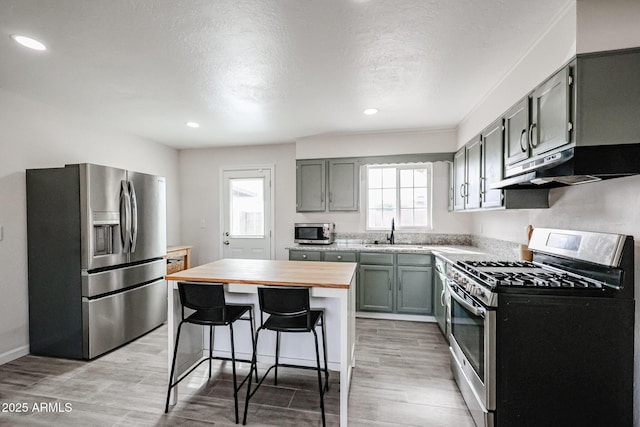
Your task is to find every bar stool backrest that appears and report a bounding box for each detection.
[178,282,226,319]
[258,287,311,328]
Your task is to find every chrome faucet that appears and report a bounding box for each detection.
[386,218,395,245]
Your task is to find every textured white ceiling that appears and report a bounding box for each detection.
[0,0,572,149]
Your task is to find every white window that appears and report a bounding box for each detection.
[366,163,432,230]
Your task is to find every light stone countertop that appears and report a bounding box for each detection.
[286,243,486,256]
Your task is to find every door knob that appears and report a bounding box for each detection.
[223,240,230,245]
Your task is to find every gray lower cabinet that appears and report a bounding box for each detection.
[358,264,394,312]
[323,251,357,262]
[288,250,322,261]
[359,252,433,315]
[433,257,448,338]
[396,266,433,314]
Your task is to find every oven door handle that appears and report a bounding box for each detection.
[448,282,486,318]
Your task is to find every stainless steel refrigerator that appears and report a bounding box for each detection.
[26,163,167,359]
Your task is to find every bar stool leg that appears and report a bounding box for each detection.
[321,315,329,392]
[243,328,261,425]
[274,331,281,386]
[229,323,239,424]
[313,329,326,427]
[209,325,214,378]
[165,321,184,413]
[248,307,258,382]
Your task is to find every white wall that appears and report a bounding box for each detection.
[297,128,457,159]
[577,0,640,53]
[179,143,297,265]
[0,88,180,363]
[456,2,576,147]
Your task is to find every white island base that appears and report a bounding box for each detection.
[165,259,356,426]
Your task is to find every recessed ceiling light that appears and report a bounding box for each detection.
[11,35,47,51]
[185,121,200,128]
[363,108,378,115]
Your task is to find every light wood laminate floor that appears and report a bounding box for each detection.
[0,319,474,426]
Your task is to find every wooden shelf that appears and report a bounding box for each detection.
[166,245,192,274]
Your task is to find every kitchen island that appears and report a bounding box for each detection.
[165,258,357,426]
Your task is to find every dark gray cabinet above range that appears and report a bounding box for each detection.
[296,158,359,212]
[453,118,549,212]
[495,47,640,189]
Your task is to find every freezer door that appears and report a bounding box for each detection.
[82,259,166,298]
[82,279,167,359]
[127,171,167,263]
[79,164,128,270]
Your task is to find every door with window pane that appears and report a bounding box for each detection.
[222,168,272,260]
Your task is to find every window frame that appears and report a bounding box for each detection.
[364,162,433,231]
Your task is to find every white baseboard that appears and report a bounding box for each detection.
[356,312,436,323]
[0,345,29,365]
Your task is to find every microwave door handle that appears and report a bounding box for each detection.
[447,280,486,318]
[129,181,138,252]
[119,180,132,253]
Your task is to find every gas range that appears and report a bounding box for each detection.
[448,229,632,308]
[446,228,635,427]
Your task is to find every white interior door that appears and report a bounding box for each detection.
[221,167,273,260]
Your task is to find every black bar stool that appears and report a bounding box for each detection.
[165,282,256,424]
[242,286,329,426]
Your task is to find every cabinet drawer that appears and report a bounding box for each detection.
[324,252,357,262]
[360,252,394,265]
[397,253,432,266]
[289,251,322,261]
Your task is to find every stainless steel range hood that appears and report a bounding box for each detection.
[491,143,640,189]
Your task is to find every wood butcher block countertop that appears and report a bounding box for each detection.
[165,258,357,289]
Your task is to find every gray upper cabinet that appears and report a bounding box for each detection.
[481,119,504,208]
[504,97,530,167]
[465,136,482,210]
[447,162,454,212]
[530,66,572,157]
[504,66,572,170]
[328,159,359,211]
[296,158,359,212]
[453,135,483,210]
[296,160,326,212]
[453,148,466,211]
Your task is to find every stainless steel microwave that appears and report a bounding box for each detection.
[294,223,335,245]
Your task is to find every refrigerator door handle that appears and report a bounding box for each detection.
[129,180,138,252]
[120,180,132,253]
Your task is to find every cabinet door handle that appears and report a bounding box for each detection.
[302,254,307,259]
[480,177,485,195]
[460,183,465,198]
[337,255,342,260]
[440,289,446,306]
[388,277,392,290]
[398,278,402,291]
[519,128,528,152]
[528,123,538,148]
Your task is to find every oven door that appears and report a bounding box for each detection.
[448,280,496,426]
